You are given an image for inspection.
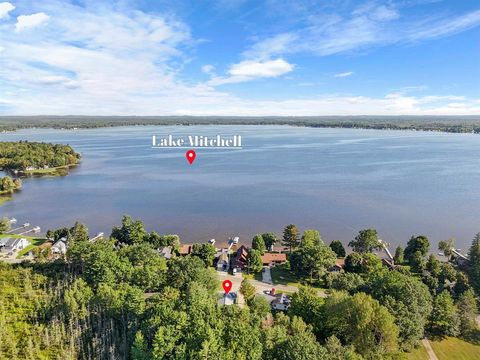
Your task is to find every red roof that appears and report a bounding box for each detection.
[261,253,287,265]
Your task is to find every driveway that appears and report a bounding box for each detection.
[216,270,327,299]
[262,266,272,284]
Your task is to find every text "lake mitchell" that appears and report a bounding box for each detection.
[152,135,242,148]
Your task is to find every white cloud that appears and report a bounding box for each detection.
[208,58,294,85]
[37,75,79,89]
[406,9,480,41]
[0,1,478,116]
[201,64,215,74]
[0,2,14,19]
[230,58,293,77]
[242,33,297,60]
[242,5,480,59]
[334,72,354,78]
[15,12,50,32]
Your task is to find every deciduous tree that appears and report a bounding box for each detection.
[262,232,277,250]
[348,229,381,253]
[191,243,216,266]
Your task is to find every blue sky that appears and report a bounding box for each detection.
[0,0,479,115]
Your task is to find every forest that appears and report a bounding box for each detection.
[1,216,480,359]
[0,141,80,173]
[1,115,480,134]
[0,175,22,194]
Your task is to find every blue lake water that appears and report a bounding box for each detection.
[1,125,480,251]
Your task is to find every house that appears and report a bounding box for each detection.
[178,244,192,256]
[261,252,287,266]
[0,237,30,253]
[328,258,345,272]
[232,245,249,273]
[52,238,67,255]
[219,292,237,306]
[159,246,173,259]
[271,293,290,311]
[216,250,230,271]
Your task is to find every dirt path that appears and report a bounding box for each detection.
[422,339,439,360]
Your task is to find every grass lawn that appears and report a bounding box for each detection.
[23,165,75,176]
[406,344,428,360]
[242,272,262,281]
[270,264,301,287]
[430,337,480,360]
[0,233,46,258]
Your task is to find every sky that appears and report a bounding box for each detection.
[0,0,479,116]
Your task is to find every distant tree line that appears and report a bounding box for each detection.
[2,115,480,134]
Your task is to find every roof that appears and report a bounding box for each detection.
[2,237,28,248]
[178,244,192,255]
[272,293,290,305]
[52,239,66,247]
[0,237,11,246]
[335,258,345,267]
[217,252,229,262]
[215,242,240,252]
[159,246,173,259]
[261,253,287,264]
[232,245,248,268]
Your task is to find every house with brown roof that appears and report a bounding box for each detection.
[328,258,345,272]
[178,244,192,256]
[232,245,249,272]
[261,252,287,266]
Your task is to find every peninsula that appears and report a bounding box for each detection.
[0,141,81,176]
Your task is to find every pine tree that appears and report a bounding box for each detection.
[468,233,480,295]
[282,224,300,253]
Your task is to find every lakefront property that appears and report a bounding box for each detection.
[2,0,480,359]
[2,209,480,359]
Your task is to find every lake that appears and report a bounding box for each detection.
[1,125,480,251]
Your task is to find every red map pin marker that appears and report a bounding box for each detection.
[186,149,196,165]
[222,279,232,294]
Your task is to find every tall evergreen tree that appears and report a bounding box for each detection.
[282,224,300,253]
[393,246,404,264]
[468,233,480,295]
[456,289,478,337]
[252,234,266,254]
[329,240,346,258]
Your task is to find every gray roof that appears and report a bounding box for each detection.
[159,246,173,259]
[1,237,28,248]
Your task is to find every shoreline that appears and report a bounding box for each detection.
[1,115,480,135]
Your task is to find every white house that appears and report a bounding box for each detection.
[0,237,30,253]
[159,246,173,259]
[52,239,67,255]
[271,293,290,311]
